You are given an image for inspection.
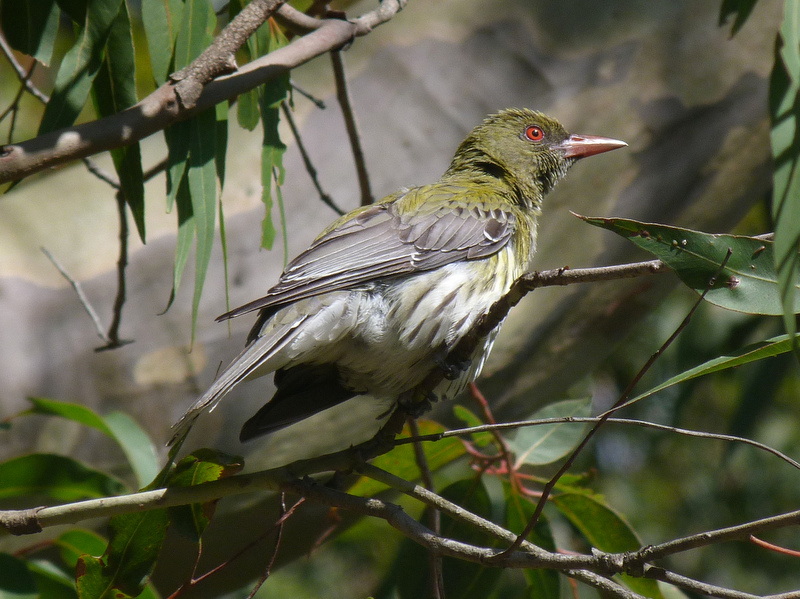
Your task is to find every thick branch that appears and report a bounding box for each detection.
[170,0,286,109]
[0,0,408,183]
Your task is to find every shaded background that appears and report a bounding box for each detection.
[2,0,798,596]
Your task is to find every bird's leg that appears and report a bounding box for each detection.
[396,388,438,418]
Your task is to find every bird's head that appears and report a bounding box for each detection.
[445,108,627,206]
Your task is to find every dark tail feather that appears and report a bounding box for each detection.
[239,363,357,441]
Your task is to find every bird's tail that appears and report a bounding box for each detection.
[167,320,306,446]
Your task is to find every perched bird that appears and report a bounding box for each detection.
[170,109,626,446]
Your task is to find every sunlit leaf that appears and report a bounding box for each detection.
[186,109,218,341]
[453,404,494,448]
[347,420,466,497]
[141,0,183,84]
[26,397,113,436]
[57,529,108,569]
[26,560,78,599]
[582,216,799,315]
[76,509,168,599]
[166,449,243,542]
[258,23,290,250]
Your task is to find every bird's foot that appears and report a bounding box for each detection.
[398,389,438,418]
[435,353,472,380]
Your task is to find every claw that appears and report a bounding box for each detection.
[435,353,471,380]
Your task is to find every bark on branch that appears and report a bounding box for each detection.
[0,0,408,183]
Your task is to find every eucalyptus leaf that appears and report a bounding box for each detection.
[0,553,37,599]
[0,454,126,501]
[582,216,800,315]
[0,0,60,65]
[553,493,662,598]
[103,412,160,489]
[508,398,591,467]
[770,0,800,340]
[625,333,798,408]
[38,0,124,134]
[347,420,466,497]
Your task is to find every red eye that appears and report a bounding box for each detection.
[524,125,545,141]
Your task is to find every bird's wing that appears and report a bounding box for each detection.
[219,185,518,321]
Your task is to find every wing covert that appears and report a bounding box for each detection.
[218,186,518,321]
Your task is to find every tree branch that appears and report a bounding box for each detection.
[0,0,408,183]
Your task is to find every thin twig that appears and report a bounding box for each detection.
[750,535,800,558]
[81,157,120,189]
[40,247,111,346]
[246,493,293,598]
[280,101,343,214]
[499,249,735,557]
[289,80,326,108]
[408,419,444,599]
[330,49,373,206]
[0,33,50,104]
[96,191,133,351]
[398,416,800,471]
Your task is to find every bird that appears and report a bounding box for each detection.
[169,109,626,447]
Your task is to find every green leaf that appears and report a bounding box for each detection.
[553,493,662,598]
[0,553,38,599]
[258,24,290,250]
[503,483,559,599]
[26,398,159,489]
[76,508,168,599]
[141,0,183,84]
[172,0,214,71]
[582,216,799,315]
[56,529,108,569]
[770,0,800,341]
[186,109,219,342]
[91,0,145,242]
[0,0,60,65]
[103,412,160,489]
[626,333,799,407]
[390,479,500,599]
[38,0,124,134]
[438,479,503,599]
[0,454,125,501]
[347,420,467,497]
[508,398,591,467]
[26,397,113,436]
[215,101,229,189]
[453,405,494,448]
[166,449,243,542]
[26,560,79,599]
[164,170,194,313]
[718,0,758,36]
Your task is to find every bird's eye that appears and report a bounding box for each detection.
[523,125,545,142]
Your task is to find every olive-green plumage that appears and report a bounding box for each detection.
[170,109,625,445]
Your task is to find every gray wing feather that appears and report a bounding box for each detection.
[218,189,517,321]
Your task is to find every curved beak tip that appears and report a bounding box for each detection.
[562,134,628,159]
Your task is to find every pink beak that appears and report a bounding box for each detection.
[561,134,627,159]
